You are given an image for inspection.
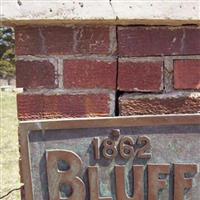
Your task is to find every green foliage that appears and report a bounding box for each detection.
[0,27,15,78]
[0,59,15,77]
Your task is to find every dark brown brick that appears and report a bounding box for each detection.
[15,26,74,55]
[15,27,42,55]
[63,60,117,89]
[119,93,200,115]
[174,60,200,90]
[16,60,56,89]
[118,26,200,56]
[118,61,163,92]
[39,26,74,55]
[15,26,113,55]
[17,93,114,120]
[74,26,112,55]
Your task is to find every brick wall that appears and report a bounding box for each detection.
[15,25,200,120]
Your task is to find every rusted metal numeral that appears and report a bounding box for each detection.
[46,150,86,200]
[148,164,170,200]
[92,134,152,160]
[115,165,144,200]
[174,164,198,200]
[137,136,152,159]
[119,136,134,159]
[102,138,118,159]
[88,166,112,200]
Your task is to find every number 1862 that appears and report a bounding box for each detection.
[92,135,152,160]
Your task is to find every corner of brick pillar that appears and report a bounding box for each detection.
[15,23,200,200]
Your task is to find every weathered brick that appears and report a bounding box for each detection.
[15,26,41,55]
[16,60,56,89]
[174,60,200,90]
[17,94,44,120]
[40,26,74,55]
[119,93,200,115]
[17,93,114,120]
[15,26,74,55]
[118,26,200,56]
[74,26,112,55]
[15,26,113,55]
[118,61,163,92]
[63,60,117,89]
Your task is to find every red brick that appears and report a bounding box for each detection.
[17,94,44,120]
[15,27,41,55]
[174,60,200,90]
[63,60,117,89]
[17,93,114,120]
[40,26,74,55]
[118,26,200,56]
[15,26,74,55]
[16,60,56,89]
[118,61,163,92]
[15,26,112,55]
[74,26,112,55]
[119,93,200,115]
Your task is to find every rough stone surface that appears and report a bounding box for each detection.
[16,60,56,89]
[2,0,200,25]
[174,60,200,90]
[63,60,117,89]
[118,26,200,56]
[119,93,200,116]
[118,61,163,92]
[17,93,114,120]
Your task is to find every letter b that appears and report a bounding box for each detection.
[46,150,86,200]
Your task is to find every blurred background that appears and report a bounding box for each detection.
[0,27,21,200]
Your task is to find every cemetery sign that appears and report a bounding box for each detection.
[19,114,200,200]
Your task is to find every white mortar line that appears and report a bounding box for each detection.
[164,56,174,93]
[57,58,64,89]
[119,55,200,61]
[119,57,164,62]
[21,88,116,95]
[109,26,117,55]
[109,91,116,116]
[16,55,117,62]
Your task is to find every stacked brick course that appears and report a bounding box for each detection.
[15,25,200,120]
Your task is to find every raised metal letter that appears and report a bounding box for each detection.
[174,164,198,200]
[148,164,170,200]
[88,166,112,200]
[46,150,86,200]
[115,165,144,200]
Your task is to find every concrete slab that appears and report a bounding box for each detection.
[1,0,200,26]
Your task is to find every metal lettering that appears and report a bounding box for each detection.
[102,138,117,159]
[88,166,112,200]
[148,164,170,200]
[92,137,101,160]
[111,129,120,138]
[119,136,134,159]
[174,164,198,200]
[46,150,86,200]
[115,165,144,200]
[137,136,152,159]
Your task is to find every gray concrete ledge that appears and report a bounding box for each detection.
[1,0,200,26]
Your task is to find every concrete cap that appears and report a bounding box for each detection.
[1,0,200,26]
